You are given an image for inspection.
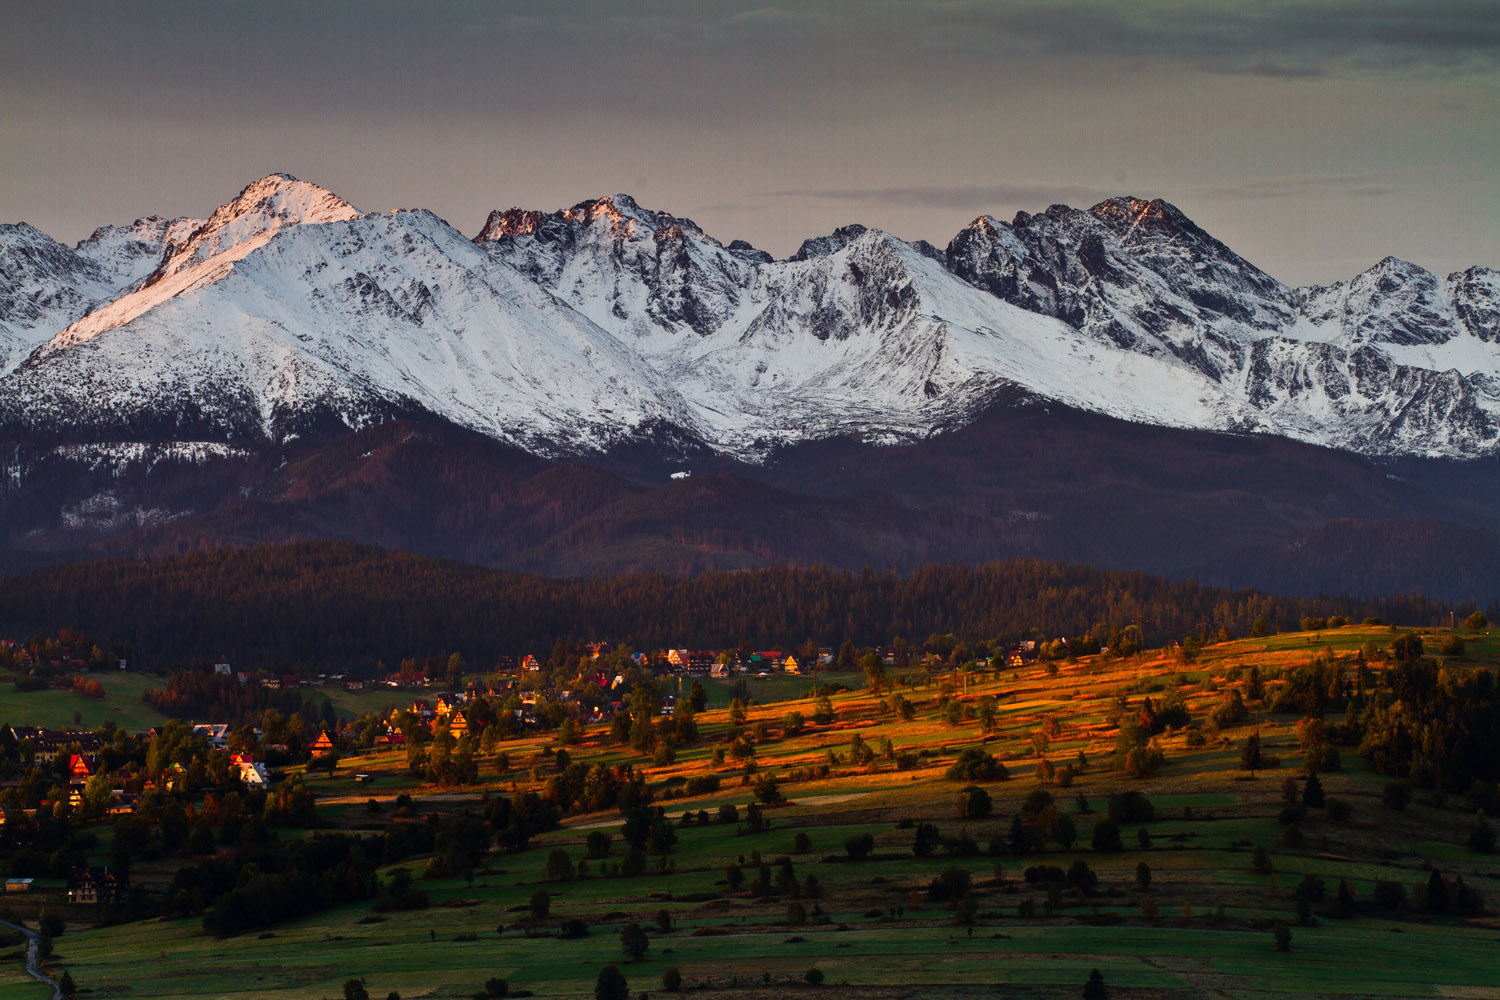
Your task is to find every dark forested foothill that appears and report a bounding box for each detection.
[0,542,1469,672]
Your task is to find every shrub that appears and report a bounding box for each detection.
[595,965,628,1000]
[1136,861,1151,890]
[927,867,973,902]
[1469,811,1496,854]
[620,920,649,961]
[913,821,941,858]
[946,747,1006,782]
[1272,920,1291,952]
[794,831,813,853]
[529,889,550,918]
[662,967,682,992]
[844,833,875,861]
[1107,791,1154,823]
[557,919,589,939]
[1090,819,1123,853]
[1082,968,1108,1000]
[959,785,992,819]
[587,831,612,858]
[804,968,825,986]
[685,775,720,796]
[1373,880,1406,911]
[345,981,370,1000]
[484,978,509,998]
[1383,781,1412,811]
[546,848,572,881]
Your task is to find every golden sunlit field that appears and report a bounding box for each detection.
[9,624,1500,1000]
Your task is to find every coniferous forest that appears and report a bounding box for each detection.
[0,541,1470,672]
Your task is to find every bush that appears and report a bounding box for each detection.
[1082,968,1108,1000]
[620,921,649,961]
[913,821,941,858]
[844,833,875,861]
[1272,919,1291,952]
[927,867,973,902]
[1107,791,1154,823]
[587,831,612,858]
[662,967,682,992]
[946,747,1006,782]
[546,848,573,881]
[685,775,720,796]
[484,978,509,998]
[1373,880,1406,911]
[557,918,589,939]
[595,965,628,1000]
[794,831,813,853]
[1383,781,1412,811]
[1469,811,1496,854]
[345,981,370,1000]
[804,968,825,986]
[1090,819,1123,853]
[959,785,992,819]
[529,889,550,918]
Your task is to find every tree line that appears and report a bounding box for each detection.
[0,541,1467,673]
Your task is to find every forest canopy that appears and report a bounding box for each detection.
[0,541,1465,673]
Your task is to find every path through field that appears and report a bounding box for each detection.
[0,918,59,1000]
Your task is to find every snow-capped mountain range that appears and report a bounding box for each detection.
[2,172,1497,462]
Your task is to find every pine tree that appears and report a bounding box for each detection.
[1303,771,1326,809]
[1082,968,1109,1000]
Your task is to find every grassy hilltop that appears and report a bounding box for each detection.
[17,623,1500,1000]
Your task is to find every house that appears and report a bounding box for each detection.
[68,754,94,784]
[493,655,516,674]
[192,723,230,749]
[213,662,232,675]
[5,878,33,893]
[666,649,691,670]
[311,731,337,753]
[710,659,732,679]
[238,760,269,786]
[162,763,188,792]
[67,867,128,905]
[686,652,716,676]
[445,711,470,738]
[520,654,542,673]
[782,654,806,675]
[585,641,612,659]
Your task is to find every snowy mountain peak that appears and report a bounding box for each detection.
[475,207,548,241]
[45,174,361,351]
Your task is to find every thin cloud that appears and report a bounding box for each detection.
[761,183,1119,212]
[1200,174,1400,200]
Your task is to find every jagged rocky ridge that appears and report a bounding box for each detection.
[1,173,1497,466]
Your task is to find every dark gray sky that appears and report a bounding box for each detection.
[3,0,1496,285]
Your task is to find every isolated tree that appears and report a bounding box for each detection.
[1136,861,1152,890]
[1240,733,1263,775]
[620,920,650,961]
[1469,810,1497,854]
[1466,611,1488,633]
[1303,772,1326,809]
[1082,968,1109,1000]
[595,965,628,1000]
[529,888,550,919]
[1090,819,1122,853]
[662,967,682,992]
[58,972,76,998]
[344,980,370,1000]
[844,832,875,861]
[804,968,825,986]
[1272,920,1292,952]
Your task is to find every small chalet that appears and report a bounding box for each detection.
[238,760,269,786]
[520,654,542,673]
[5,878,33,893]
[311,731,337,753]
[192,723,230,749]
[68,754,94,784]
[666,649,691,670]
[67,867,128,905]
[782,654,806,676]
[585,641,612,659]
[445,711,470,738]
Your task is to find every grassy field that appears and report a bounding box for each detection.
[20,624,1500,1000]
[0,670,171,731]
